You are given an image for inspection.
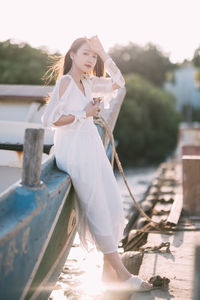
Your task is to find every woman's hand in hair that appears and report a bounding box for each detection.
[84,101,101,117]
[88,35,103,54]
[88,35,109,62]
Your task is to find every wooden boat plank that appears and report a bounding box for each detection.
[167,194,183,226]
[159,186,175,194]
[152,202,172,216]
[0,84,52,101]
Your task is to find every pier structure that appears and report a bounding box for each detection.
[121,123,200,299]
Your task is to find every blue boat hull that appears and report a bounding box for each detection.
[0,156,78,300]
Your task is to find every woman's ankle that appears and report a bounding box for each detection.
[102,264,118,282]
[115,268,132,281]
[103,252,133,281]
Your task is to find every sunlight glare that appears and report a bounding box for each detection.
[1,0,200,63]
[78,248,104,296]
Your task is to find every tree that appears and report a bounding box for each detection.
[0,39,59,85]
[114,73,182,167]
[193,46,200,67]
[109,42,176,87]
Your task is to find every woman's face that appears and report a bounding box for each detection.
[71,42,97,73]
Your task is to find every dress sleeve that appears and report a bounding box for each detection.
[89,57,125,109]
[41,76,87,130]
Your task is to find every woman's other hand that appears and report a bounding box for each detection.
[84,101,101,117]
[88,35,104,55]
[87,35,109,62]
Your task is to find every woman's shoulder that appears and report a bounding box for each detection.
[60,73,72,81]
[58,74,73,99]
[56,74,71,85]
[59,74,73,88]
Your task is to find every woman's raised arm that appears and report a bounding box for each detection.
[87,36,125,109]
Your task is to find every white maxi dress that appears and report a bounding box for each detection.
[41,57,126,254]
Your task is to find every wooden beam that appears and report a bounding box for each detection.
[0,143,52,154]
[182,145,200,156]
[182,155,200,215]
[98,88,126,149]
[0,95,46,103]
[193,236,200,300]
[167,194,183,226]
[21,128,44,187]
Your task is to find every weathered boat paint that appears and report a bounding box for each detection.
[0,153,78,300]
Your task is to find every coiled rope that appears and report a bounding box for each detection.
[94,114,162,228]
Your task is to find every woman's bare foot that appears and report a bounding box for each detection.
[102,251,153,291]
[140,281,153,289]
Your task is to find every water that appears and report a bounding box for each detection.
[48,165,158,300]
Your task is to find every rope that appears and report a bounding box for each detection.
[139,241,171,253]
[94,114,162,228]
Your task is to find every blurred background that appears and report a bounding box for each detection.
[1,0,200,168]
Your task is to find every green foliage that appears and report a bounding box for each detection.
[182,104,200,122]
[109,42,176,87]
[0,39,176,87]
[194,69,200,89]
[114,74,182,167]
[0,39,59,85]
[193,46,200,67]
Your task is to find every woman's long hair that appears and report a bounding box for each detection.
[42,37,106,90]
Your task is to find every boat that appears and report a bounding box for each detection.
[0,83,126,300]
[0,84,53,194]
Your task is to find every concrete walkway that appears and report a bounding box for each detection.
[133,220,200,299]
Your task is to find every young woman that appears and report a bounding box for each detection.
[41,35,153,292]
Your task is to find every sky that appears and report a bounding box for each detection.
[1,0,200,63]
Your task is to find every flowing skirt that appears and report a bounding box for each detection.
[54,123,125,254]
